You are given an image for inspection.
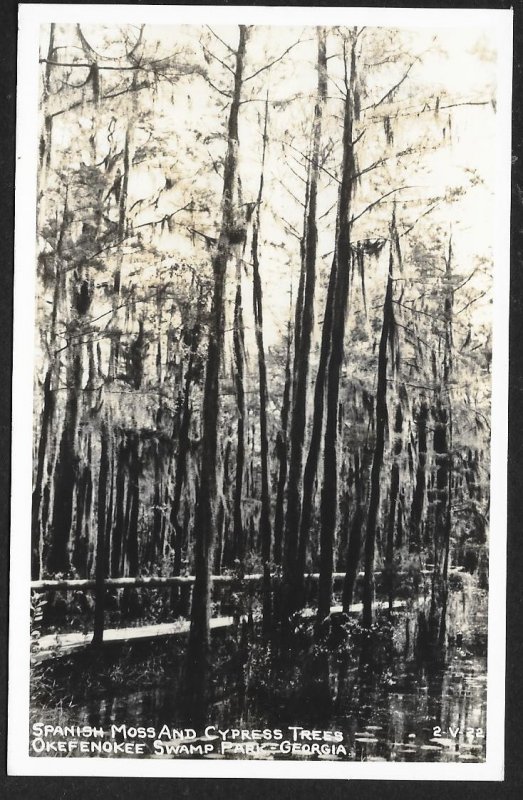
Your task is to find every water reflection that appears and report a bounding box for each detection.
[31,586,487,763]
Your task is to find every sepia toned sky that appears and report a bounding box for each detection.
[38,22,499,352]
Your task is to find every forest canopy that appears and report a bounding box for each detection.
[32,22,495,657]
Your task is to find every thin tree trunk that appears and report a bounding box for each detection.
[396,488,405,548]
[126,433,140,577]
[434,237,454,644]
[31,369,55,578]
[171,323,200,573]
[233,261,246,562]
[337,457,351,571]
[47,344,82,575]
[92,423,109,645]
[109,87,134,379]
[214,437,231,574]
[39,24,56,180]
[297,252,337,584]
[111,435,126,577]
[104,434,115,576]
[283,27,327,606]
[385,404,403,612]
[148,440,163,567]
[219,434,233,569]
[438,485,452,646]
[32,186,71,578]
[362,219,397,628]
[292,216,307,397]
[274,312,292,566]
[409,400,428,552]
[187,26,248,700]
[342,450,364,612]
[251,93,272,630]
[72,460,91,576]
[318,32,357,622]
[429,401,449,635]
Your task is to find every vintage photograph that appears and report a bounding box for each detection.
[9,4,511,780]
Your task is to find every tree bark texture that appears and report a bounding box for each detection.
[283,26,327,607]
[362,216,397,628]
[318,32,357,622]
[187,25,248,684]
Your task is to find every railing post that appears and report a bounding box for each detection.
[181,581,192,617]
[92,516,106,647]
[92,575,106,647]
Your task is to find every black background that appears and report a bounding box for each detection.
[1,1,521,797]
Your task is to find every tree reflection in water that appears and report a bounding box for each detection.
[31,589,487,763]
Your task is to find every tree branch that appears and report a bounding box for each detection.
[40,53,195,74]
[452,267,478,294]
[274,175,306,209]
[60,203,194,274]
[201,43,235,75]
[50,80,150,119]
[368,97,492,125]
[367,59,416,110]
[351,186,414,225]
[244,38,309,82]
[206,25,236,55]
[281,217,301,241]
[281,139,340,186]
[399,201,440,239]
[456,290,488,315]
[200,72,232,99]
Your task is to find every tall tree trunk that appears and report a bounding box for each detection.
[274,319,292,566]
[342,450,365,612]
[317,31,357,622]
[111,435,126,577]
[438,480,452,646]
[171,323,200,573]
[47,342,82,575]
[93,423,109,645]
[187,26,248,700]
[362,217,397,628]
[126,433,140,576]
[385,403,403,612]
[292,177,309,398]
[283,27,327,606]
[39,24,56,184]
[72,454,92,577]
[32,369,55,578]
[297,251,337,585]
[215,436,231,573]
[232,261,246,563]
[109,89,134,379]
[337,456,351,571]
[429,401,449,637]
[104,435,116,576]
[148,440,163,568]
[432,237,454,644]
[409,400,428,552]
[251,94,272,630]
[32,186,71,578]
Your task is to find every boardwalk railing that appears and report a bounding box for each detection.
[31,574,271,591]
[30,572,352,646]
[31,567,443,650]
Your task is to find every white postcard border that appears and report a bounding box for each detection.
[9,4,513,780]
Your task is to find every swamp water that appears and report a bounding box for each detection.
[30,581,488,763]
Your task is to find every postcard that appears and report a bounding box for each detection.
[8,4,512,780]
